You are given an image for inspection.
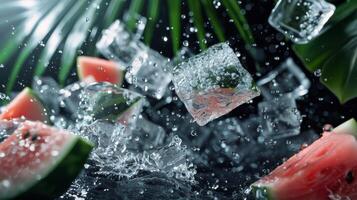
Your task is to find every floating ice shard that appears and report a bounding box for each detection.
[32,77,61,116]
[96,20,171,99]
[269,0,335,44]
[257,58,310,99]
[172,43,260,126]
[258,95,302,139]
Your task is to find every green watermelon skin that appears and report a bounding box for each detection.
[0,121,93,200]
[251,118,357,200]
[12,139,92,200]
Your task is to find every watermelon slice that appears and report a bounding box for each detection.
[0,120,93,199]
[251,118,357,200]
[77,56,124,85]
[0,88,48,123]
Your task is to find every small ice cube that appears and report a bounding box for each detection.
[172,42,260,126]
[208,118,256,163]
[258,95,302,138]
[257,58,310,99]
[96,20,172,99]
[241,116,265,140]
[79,82,145,127]
[269,0,335,43]
[32,77,61,115]
[127,117,166,152]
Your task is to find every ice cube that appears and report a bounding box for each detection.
[241,116,265,140]
[127,117,166,152]
[269,0,335,44]
[257,58,310,99]
[32,77,60,115]
[172,42,260,126]
[208,118,256,163]
[79,82,145,127]
[96,20,172,99]
[59,81,88,117]
[258,95,302,138]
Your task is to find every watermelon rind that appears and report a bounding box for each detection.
[251,185,276,200]
[89,89,144,123]
[2,136,93,200]
[334,118,357,137]
[250,118,357,200]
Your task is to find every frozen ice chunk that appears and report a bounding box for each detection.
[127,117,166,152]
[32,77,61,116]
[269,0,335,44]
[96,20,171,99]
[257,58,310,99]
[241,116,265,140]
[258,95,302,138]
[208,118,256,163]
[172,43,260,126]
[59,81,88,117]
[79,82,145,127]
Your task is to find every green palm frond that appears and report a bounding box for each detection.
[168,0,181,54]
[0,0,258,94]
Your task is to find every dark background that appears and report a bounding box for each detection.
[0,0,356,198]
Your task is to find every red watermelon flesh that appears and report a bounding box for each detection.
[0,88,48,123]
[77,56,124,85]
[252,118,357,200]
[0,120,93,199]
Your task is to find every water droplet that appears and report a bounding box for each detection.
[323,124,333,132]
[1,180,10,188]
[314,69,322,77]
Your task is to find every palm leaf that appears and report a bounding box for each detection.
[144,0,160,45]
[201,0,225,42]
[104,0,125,27]
[34,0,87,77]
[126,0,145,32]
[221,0,254,45]
[6,0,74,93]
[168,0,181,54]
[187,0,207,50]
[1,0,268,93]
[58,0,103,85]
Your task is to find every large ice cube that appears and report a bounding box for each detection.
[257,58,310,99]
[269,0,335,44]
[172,43,260,126]
[96,20,172,99]
[258,95,302,138]
[79,82,145,127]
